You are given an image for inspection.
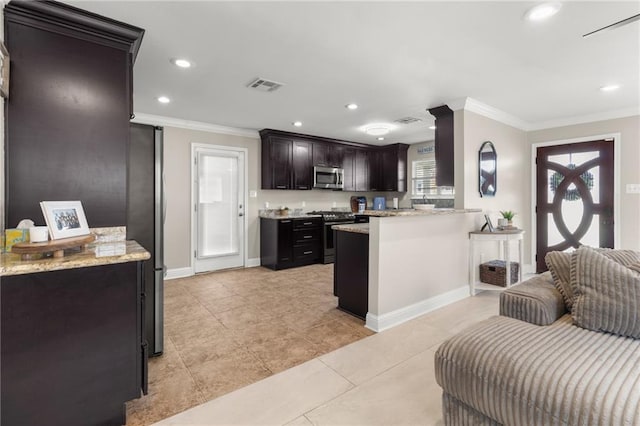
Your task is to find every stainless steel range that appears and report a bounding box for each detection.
[307,211,356,264]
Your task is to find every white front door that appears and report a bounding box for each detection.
[193,145,246,273]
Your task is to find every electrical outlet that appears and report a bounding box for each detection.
[626,184,640,194]
[332,201,337,208]
[301,201,306,207]
[264,202,269,209]
[249,190,257,198]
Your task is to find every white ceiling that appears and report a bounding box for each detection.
[68,1,639,144]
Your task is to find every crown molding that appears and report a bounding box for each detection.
[526,106,640,131]
[131,113,259,138]
[456,97,530,130]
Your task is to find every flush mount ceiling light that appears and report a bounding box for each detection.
[346,103,359,110]
[600,84,620,92]
[377,137,385,141]
[171,58,192,68]
[292,121,302,127]
[429,125,437,130]
[524,2,561,21]
[362,123,394,136]
[157,96,171,104]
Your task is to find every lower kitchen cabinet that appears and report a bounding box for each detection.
[1,261,147,426]
[334,230,369,319]
[260,217,322,270]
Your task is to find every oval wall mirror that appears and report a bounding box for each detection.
[479,141,497,197]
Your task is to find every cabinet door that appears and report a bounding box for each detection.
[277,219,294,265]
[269,137,293,189]
[329,146,344,168]
[368,150,382,191]
[312,142,329,167]
[354,149,370,192]
[292,141,313,190]
[380,147,397,191]
[342,148,356,191]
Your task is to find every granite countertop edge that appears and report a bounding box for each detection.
[0,240,151,277]
[363,208,482,217]
[332,223,370,234]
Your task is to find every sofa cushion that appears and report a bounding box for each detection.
[546,248,639,312]
[499,272,566,325]
[571,246,640,339]
[435,315,640,425]
[545,251,574,310]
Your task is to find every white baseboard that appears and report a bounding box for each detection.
[247,257,261,268]
[365,285,469,332]
[165,267,194,280]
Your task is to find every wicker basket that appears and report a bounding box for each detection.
[479,260,519,287]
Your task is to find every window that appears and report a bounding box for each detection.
[412,158,437,196]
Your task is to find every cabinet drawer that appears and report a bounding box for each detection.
[293,229,320,244]
[293,218,321,230]
[293,244,320,262]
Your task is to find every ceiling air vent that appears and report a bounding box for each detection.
[247,77,284,92]
[394,117,422,124]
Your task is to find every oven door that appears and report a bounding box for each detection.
[314,166,344,189]
[323,220,354,264]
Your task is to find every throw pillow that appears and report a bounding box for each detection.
[546,248,640,312]
[571,246,640,339]
[545,251,573,310]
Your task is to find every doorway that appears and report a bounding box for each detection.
[535,139,614,272]
[192,144,247,273]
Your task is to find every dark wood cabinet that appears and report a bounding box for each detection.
[428,105,455,187]
[334,230,369,319]
[260,129,408,193]
[260,217,322,270]
[4,1,144,228]
[292,141,313,190]
[1,262,146,426]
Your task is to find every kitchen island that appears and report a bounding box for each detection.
[334,209,482,332]
[0,238,150,426]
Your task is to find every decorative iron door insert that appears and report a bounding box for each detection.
[536,140,614,272]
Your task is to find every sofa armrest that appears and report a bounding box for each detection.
[499,272,566,325]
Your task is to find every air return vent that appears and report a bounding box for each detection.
[247,77,284,92]
[394,117,422,124]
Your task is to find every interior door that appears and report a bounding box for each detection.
[193,147,245,273]
[535,140,614,272]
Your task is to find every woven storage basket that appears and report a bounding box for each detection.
[479,260,519,287]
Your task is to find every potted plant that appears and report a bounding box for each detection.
[500,210,516,227]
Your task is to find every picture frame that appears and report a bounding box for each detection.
[482,214,495,232]
[0,41,10,98]
[40,201,90,240]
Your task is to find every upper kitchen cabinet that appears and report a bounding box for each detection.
[262,135,293,189]
[428,105,454,187]
[379,144,409,192]
[4,0,144,228]
[313,142,344,168]
[292,140,313,190]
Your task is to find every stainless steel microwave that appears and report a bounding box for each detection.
[314,166,344,189]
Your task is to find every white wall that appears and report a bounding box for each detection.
[527,115,640,251]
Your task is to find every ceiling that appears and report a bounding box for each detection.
[67,1,639,145]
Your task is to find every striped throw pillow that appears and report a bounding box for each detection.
[571,246,640,339]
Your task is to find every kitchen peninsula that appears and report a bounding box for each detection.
[334,208,482,332]
[0,237,150,425]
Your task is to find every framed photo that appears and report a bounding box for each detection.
[0,41,9,98]
[40,201,90,240]
[483,214,495,232]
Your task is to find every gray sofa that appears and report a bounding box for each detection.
[434,272,640,425]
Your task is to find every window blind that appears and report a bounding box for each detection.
[412,159,438,196]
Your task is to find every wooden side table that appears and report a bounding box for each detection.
[469,230,525,296]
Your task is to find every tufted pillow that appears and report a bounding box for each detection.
[571,246,640,339]
[546,248,639,311]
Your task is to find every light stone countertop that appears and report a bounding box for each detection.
[332,223,370,235]
[0,240,150,276]
[363,208,482,217]
[260,214,322,220]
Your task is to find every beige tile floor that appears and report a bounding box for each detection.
[126,264,374,426]
[152,288,501,425]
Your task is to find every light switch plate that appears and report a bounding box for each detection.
[249,190,257,198]
[626,184,640,194]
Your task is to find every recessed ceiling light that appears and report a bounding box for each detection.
[293,121,302,127]
[429,125,436,130]
[157,96,171,104]
[377,137,385,141]
[600,84,620,92]
[524,2,561,21]
[171,58,192,68]
[346,103,358,110]
[361,123,394,136]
